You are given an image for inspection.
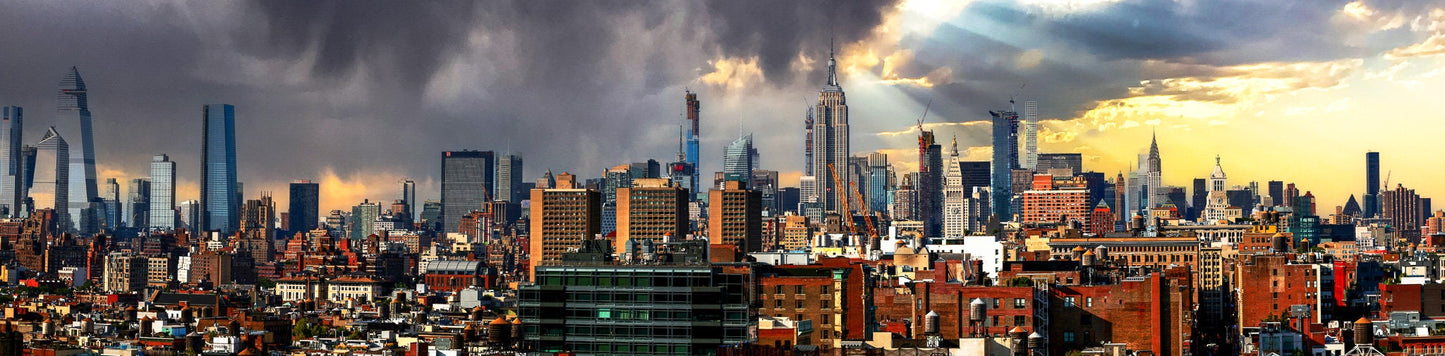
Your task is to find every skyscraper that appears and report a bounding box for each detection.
[1191,178,1207,220]
[615,178,687,253]
[1021,101,1038,170]
[149,154,176,231]
[288,180,319,235]
[179,200,200,234]
[867,153,888,212]
[1036,153,1083,176]
[350,200,380,239]
[57,68,100,233]
[1365,151,1380,218]
[943,137,967,237]
[128,178,149,229]
[918,131,942,236]
[201,104,239,234]
[1267,181,1284,207]
[1382,184,1420,242]
[1202,156,1230,223]
[441,150,494,232]
[989,110,1019,221]
[33,128,69,223]
[1146,131,1164,210]
[497,154,524,203]
[528,187,601,276]
[685,90,702,202]
[400,178,416,220]
[722,134,756,188]
[810,44,850,214]
[1,106,22,217]
[103,177,120,231]
[708,181,762,253]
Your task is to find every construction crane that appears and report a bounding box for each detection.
[850,181,879,238]
[827,163,857,236]
[915,99,932,134]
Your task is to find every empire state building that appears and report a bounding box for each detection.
[810,44,850,214]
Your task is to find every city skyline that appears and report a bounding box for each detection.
[0,1,1442,213]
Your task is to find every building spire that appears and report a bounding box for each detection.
[826,38,838,87]
[950,135,959,156]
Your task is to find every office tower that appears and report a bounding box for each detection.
[528,187,601,276]
[397,179,416,226]
[288,180,319,234]
[1145,131,1164,210]
[684,90,702,202]
[149,154,176,231]
[32,128,69,221]
[20,145,35,209]
[989,110,1020,221]
[241,194,276,236]
[1198,157,1230,223]
[1365,151,1380,218]
[1021,100,1038,170]
[496,154,523,203]
[1283,183,1299,208]
[1114,173,1126,224]
[128,178,149,229]
[1036,153,1083,177]
[350,200,380,239]
[751,170,780,213]
[441,150,494,232]
[810,45,849,214]
[56,68,100,233]
[201,104,239,234]
[614,178,687,252]
[1382,184,1421,242]
[917,131,943,236]
[629,160,660,180]
[178,200,199,234]
[867,153,888,212]
[1190,178,1207,220]
[1,106,21,217]
[943,137,967,237]
[102,178,120,231]
[803,107,814,176]
[1021,186,1089,227]
[1267,181,1284,208]
[419,200,442,231]
[722,134,756,188]
[708,181,762,252]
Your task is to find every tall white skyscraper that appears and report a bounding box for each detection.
[56,68,100,233]
[0,106,22,217]
[810,43,850,214]
[33,127,69,223]
[1022,101,1038,170]
[149,154,176,231]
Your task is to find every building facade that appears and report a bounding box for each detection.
[201,104,239,234]
[149,154,176,231]
[442,150,494,233]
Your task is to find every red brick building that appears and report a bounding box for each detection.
[756,258,870,345]
[874,263,1038,340]
[1049,272,1193,356]
[1235,254,1320,333]
[422,260,495,292]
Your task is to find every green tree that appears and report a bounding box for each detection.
[293,319,312,339]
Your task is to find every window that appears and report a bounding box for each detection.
[598,308,612,319]
[992,298,1000,309]
[1064,331,1075,342]
[1014,315,1025,326]
[1065,297,1076,307]
[992,315,999,326]
[775,285,783,294]
[1086,297,1093,308]
[1014,298,1026,308]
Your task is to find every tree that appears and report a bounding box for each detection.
[1007,277,1035,287]
[257,277,276,289]
[293,318,313,339]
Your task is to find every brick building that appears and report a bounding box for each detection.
[1049,272,1193,356]
[756,258,870,345]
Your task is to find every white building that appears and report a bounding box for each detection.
[943,137,968,238]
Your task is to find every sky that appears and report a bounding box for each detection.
[1,0,1444,213]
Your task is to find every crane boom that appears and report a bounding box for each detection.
[827,163,857,235]
[850,181,878,238]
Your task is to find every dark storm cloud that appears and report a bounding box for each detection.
[701,0,895,84]
[0,0,898,208]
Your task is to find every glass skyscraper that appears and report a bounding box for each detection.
[201,104,238,234]
[722,134,755,188]
[990,110,1019,222]
[497,154,523,203]
[149,154,176,231]
[288,180,319,235]
[33,128,69,221]
[0,106,22,217]
[57,67,100,233]
[441,150,493,233]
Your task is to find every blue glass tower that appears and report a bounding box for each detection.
[201,104,238,234]
[1,106,22,217]
[685,91,702,201]
[57,67,100,233]
[990,110,1019,222]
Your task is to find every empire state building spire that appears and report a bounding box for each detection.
[826,38,839,87]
